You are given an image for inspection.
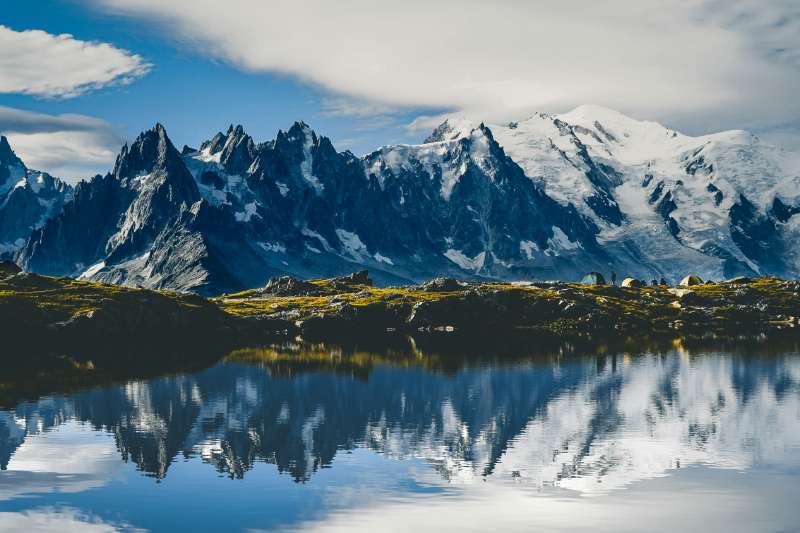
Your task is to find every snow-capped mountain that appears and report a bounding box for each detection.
[14,106,800,293]
[491,106,800,280]
[0,136,73,258]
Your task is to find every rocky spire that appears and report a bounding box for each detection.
[0,136,24,169]
[113,123,185,180]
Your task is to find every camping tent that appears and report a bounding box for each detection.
[581,272,606,285]
[679,275,703,286]
[621,277,644,288]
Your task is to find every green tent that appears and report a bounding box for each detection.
[581,272,606,285]
[679,275,703,286]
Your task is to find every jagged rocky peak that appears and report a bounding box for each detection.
[219,125,256,174]
[195,124,257,175]
[0,136,25,189]
[114,123,182,180]
[0,136,24,169]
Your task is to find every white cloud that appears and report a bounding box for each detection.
[0,508,142,533]
[0,25,151,98]
[90,0,800,136]
[319,97,397,120]
[0,106,123,182]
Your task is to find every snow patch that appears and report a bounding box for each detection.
[444,249,486,271]
[336,229,367,260]
[275,181,289,196]
[520,240,539,260]
[545,227,581,256]
[78,261,106,280]
[374,252,394,265]
[235,202,259,222]
[300,126,324,194]
[301,227,331,251]
[259,242,286,254]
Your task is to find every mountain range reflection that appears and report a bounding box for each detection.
[1,342,799,492]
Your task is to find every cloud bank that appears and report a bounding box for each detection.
[91,0,800,136]
[0,25,151,98]
[0,106,123,182]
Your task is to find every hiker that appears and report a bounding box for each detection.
[611,271,617,286]
[660,277,667,286]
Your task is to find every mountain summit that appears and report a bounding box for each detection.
[14,107,800,294]
[0,136,73,258]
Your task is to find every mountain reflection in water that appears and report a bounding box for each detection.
[0,338,799,532]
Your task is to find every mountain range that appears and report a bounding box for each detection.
[3,105,799,295]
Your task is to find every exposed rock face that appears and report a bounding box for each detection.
[260,275,319,297]
[421,277,464,292]
[0,137,72,258]
[0,260,21,279]
[14,105,800,294]
[329,269,373,289]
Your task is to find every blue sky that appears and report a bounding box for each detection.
[1,0,799,181]
[0,0,435,180]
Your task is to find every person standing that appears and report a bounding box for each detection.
[611,271,617,286]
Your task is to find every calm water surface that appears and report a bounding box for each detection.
[1,343,799,532]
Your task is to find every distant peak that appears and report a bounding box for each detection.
[424,116,477,144]
[226,124,246,137]
[287,121,312,137]
[114,123,182,178]
[0,135,24,168]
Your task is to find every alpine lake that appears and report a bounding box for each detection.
[0,333,799,533]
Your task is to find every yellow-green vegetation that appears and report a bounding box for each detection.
[2,269,799,347]
[0,273,205,321]
[217,275,800,335]
[0,272,242,361]
[218,284,476,318]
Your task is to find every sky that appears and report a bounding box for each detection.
[0,0,799,182]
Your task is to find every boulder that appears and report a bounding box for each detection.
[421,277,464,292]
[261,275,319,296]
[679,275,703,286]
[330,270,373,289]
[621,278,644,288]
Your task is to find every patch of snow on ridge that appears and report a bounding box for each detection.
[545,227,581,256]
[301,227,331,251]
[520,240,538,260]
[275,181,289,197]
[336,229,367,260]
[374,252,394,265]
[444,249,486,272]
[78,261,106,280]
[235,202,259,222]
[300,126,324,194]
[259,242,286,254]
[0,163,25,196]
[195,146,222,163]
